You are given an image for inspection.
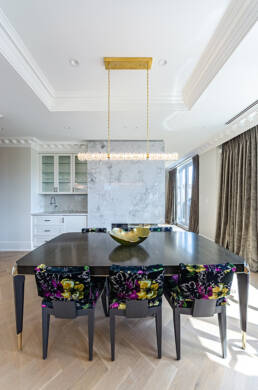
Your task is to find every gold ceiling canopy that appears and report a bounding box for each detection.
[104,57,152,70]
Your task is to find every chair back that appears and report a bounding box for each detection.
[150,227,173,232]
[82,228,107,233]
[167,263,236,313]
[34,264,94,308]
[109,264,164,310]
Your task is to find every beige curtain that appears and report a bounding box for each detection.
[215,125,258,272]
[165,168,177,224]
[189,155,199,233]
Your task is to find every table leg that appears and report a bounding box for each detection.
[13,275,25,351]
[237,272,249,349]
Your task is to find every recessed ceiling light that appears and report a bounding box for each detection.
[0,114,3,118]
[158,59,167,66]
[69,58,80,67]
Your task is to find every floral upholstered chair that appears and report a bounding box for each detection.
[34,264,104,360]
[106,264,164,360]
[164,263,236,360]
[82,228,107,233]
[149,226,173,232]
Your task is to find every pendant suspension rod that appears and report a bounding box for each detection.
[146,66,150,159]
[107,68,111,159]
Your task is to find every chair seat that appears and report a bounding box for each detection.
[110,297,162,310]
[167,292,227,308]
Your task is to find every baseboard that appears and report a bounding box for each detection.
[0,241,32,251]
[199,233,215,242]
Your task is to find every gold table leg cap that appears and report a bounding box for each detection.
[242,331,246,350]
[17,333,22,351]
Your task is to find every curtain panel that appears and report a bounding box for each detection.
[189,155,199,233]
[165,168,177,224]
[215,125,258,272]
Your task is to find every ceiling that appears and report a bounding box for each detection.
[0,0,257,159]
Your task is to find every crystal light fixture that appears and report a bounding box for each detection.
[78,57,178,161]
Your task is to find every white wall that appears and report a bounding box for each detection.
[199,147,221,241]
[0,147,32,250]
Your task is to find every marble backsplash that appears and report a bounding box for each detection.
[38,194,87,212]
[88,140,165,229]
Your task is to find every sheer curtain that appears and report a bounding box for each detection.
[189,155,199,233]
[165,168,177,224]
[215,125,258,272]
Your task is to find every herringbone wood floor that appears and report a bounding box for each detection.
[0,252,258,390]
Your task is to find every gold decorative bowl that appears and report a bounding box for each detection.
[109,227,150,247]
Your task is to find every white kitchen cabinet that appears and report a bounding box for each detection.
[39,154,87,194]
[32,214,87,248]
[64,215,87,232]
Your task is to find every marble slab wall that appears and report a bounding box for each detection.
[88,141,165,229]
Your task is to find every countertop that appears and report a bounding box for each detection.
[31,211,88,216]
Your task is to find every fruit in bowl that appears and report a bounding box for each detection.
[109,227,150,247]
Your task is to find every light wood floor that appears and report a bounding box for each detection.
[0,252,258,390]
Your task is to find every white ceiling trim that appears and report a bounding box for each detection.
[183,0,258,109]
[0,137,88,152]
[0,1,257,112]
[198,103,258,155]
[50,94,186,112]
[1,103,257,155]
[0,8,55,108]
[0,7,187,112]
[166,103,258,169]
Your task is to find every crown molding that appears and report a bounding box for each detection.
[0,137,88,152]
[183,0,258,109]
[50,94,187,112]
[0,8,187,112]
[198,103,258,155]
[0,2,256,112]
[0,8,55,107]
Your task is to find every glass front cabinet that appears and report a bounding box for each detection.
[39,154,87,194]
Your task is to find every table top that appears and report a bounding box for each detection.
[16,232,246,275]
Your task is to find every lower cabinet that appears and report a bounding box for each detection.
[32,214,87,248]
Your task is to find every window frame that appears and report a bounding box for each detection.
[176,160,193,230]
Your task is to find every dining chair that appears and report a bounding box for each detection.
[82,228,107,233]
[164,263,236,360]
[34,264,105,360]
[106,264,164,361]
[149,226,173,232]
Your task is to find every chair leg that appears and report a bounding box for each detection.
[173,307,181,360]
[218,306,227,358]
[101,287,109,317]
[42,306,50,360]
[155,306,162,358]
[110,312,116,361]
[88,309,95,361]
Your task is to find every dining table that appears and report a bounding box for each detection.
[13,231,249,351]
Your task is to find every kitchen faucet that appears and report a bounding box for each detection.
[50,196,58,209]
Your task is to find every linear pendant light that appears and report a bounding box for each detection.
[78,57,178,161]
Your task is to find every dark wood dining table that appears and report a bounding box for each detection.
[13,231,249,350]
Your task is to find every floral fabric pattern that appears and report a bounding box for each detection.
[149,227,173,232]
[34,264,103,309]
[109,264,164,310]
[165,263,236,308]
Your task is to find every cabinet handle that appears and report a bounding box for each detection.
[62,217,64,223]
[44,229,51,232]
[44,219,51,222]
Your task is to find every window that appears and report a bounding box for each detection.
[176,161,193,229]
